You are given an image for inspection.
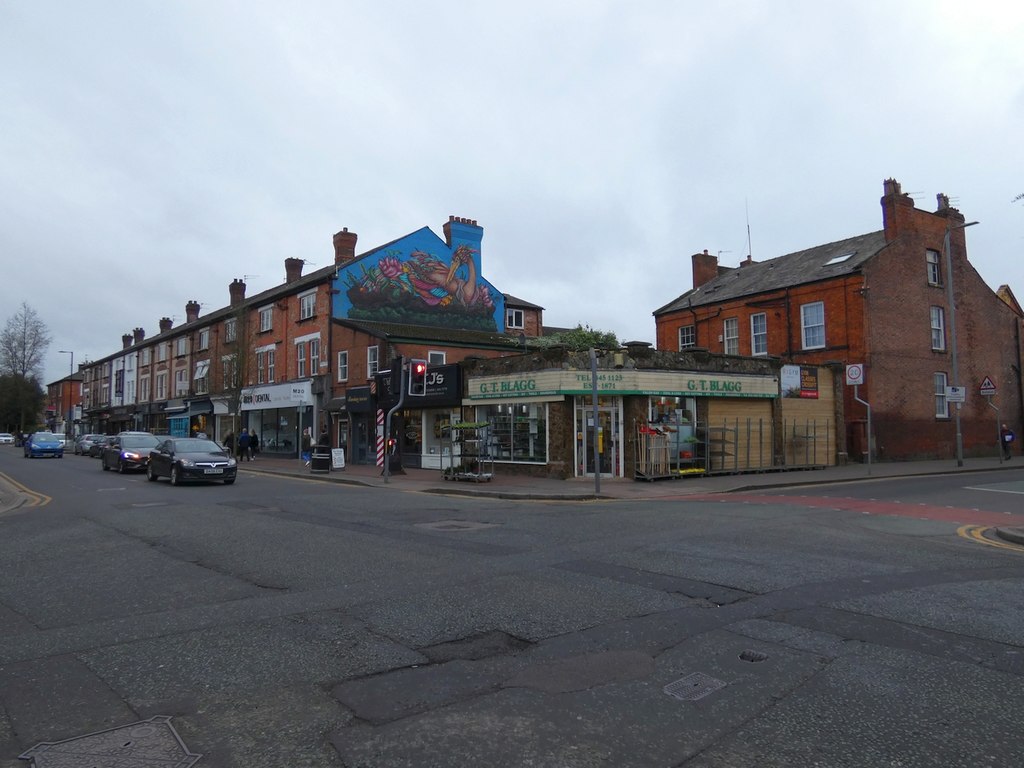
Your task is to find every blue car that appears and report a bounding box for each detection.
[23,432,64,459]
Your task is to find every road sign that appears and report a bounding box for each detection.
[980,376,997,396]
[846,364,864,386]
[946,385,966,403]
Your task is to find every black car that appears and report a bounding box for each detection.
[147,437,238,485]
[101,433,161,473]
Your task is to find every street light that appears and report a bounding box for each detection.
[58,350,74,441]
[943,220,978,467]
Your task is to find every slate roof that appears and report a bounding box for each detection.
[335,318,525,350]
[655,230,889,315]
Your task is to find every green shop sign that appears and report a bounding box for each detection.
[466,370,778,401]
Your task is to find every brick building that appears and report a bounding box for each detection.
[654,179,1024,461]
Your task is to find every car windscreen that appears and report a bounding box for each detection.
[174,439,225,453]
[121,436,161,450]
[33,433,59,441]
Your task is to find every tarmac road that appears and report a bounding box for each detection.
[2,449,1024,767]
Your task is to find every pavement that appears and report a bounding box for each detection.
[3,451,1023,535]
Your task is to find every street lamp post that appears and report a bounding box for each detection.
[58,350,74,442]
[942,220,978,467]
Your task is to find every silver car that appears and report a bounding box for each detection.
[75,434,107,455]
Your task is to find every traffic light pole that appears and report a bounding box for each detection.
[383,358,407,483]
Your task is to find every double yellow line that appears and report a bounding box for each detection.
[0,472,51,509]
[958,525,1024,554]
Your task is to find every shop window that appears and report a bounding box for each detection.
[475,403,547,463]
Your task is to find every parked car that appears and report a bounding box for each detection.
[0,433,14,445]
[23,432,64,458]
[89,435,116,457]
[101,432,160,473]
[74,433,105,455]
[147,437,238,485]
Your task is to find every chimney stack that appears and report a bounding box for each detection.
[133,327,145,344]
[122,333,133,349]
[740,255,755,267]
[691,250,719,289]
[285,257,304,283]
[333,228,358,265]
[159,317,173,333]
[185,300,200,323]
[442,215,481,247]
[229,279,246,307]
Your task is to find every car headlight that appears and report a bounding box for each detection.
[123,452,143,460]
[227,458,237,467]
[179,459,196,467]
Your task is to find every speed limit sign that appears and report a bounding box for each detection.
[846,364,865,386]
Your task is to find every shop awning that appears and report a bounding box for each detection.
[163,399,187,413]
[188,399,213,416]
[325,397,347,411]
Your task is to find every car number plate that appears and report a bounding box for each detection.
[204,468,224,475]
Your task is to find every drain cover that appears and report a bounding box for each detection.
[20,715,201,767]
[739,649,769,663]
[663,672,727,701]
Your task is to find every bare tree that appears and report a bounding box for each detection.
[0,302,52,379]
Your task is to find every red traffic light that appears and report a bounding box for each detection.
[408,359,428,396]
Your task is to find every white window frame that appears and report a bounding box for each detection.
[175,337,188,357]
[930,306,946,351]
[934,372,949,419]
[750,313,767,356]
[506,308,524,329]
[723,317,739,355]
[141,347,151,365]
[310,338,320,374]
[367,346,379,378]
[139,375,150,402]
[225,317,237,343]
[428,350,446,366]
[926,249,942,286]
[198,328,210,350]
[678,325,696,350]
[155,372,167,400]
[222,355,237,389]
[299,290,316,320]
[337,351,349,382]
[194,360,210,395]
[266,348,276,383]
[174,368,188,396]
[158,343,167,362]
[801,302,826,350]
[297,343,307,378]
[259,305,273,332]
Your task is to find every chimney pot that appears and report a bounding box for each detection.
[185,300,201,323]
[158,317,173,333]
[122,333,133,349]
[133,327,145,344]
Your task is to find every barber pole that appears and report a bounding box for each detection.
[376,409,385,466]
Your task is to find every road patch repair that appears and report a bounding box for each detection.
[19,715,200,767]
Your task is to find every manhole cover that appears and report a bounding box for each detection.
[663,672,727,701]
[20,715,201,767]
[739,649,769,663]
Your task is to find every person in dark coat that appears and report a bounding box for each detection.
[301,427,312,466]
[249,431,259,460]
[1000,424,1015,460]
[238,428,251,461]
[223,432,235,453]
[318,427,330,448]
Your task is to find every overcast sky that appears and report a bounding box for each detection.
[3,1,1022,385]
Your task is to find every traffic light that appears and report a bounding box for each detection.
[408,359,427,396]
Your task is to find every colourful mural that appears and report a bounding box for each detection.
[333,227,504,331]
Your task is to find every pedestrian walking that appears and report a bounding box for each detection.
[238,428,251,461]
[223,432,235,453]
[1000,423,1015,460]
[301,427,312,467]
[249,431,259,460]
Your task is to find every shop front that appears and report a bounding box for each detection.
[241,381,315,457]
[464,368,781,479]
[165,399,189,437]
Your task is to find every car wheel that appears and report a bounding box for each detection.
[170,466,181,486]
[147,464,158,482]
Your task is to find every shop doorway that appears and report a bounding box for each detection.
[575,397,621,477]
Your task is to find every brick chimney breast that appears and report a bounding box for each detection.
[691,250,720,289]
[333,228,357,265]
[285,257,304,283]
[159,317,173,333]
[133,327,145,344]
[122,333,133,349]
[185,300,200,323]
[229,279,246,307]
